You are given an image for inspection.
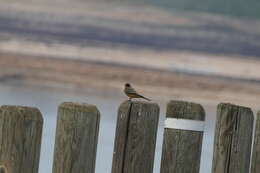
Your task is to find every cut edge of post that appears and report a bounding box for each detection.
[0,105,43,123]
[0,165,7,173]
[167,100,205,120]
[120,100,159,106]
[59,102,100,115]
[217,102,252,111]
[217,102,254,120]
[118,100,159,117]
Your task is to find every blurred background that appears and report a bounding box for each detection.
[0,0,260,172]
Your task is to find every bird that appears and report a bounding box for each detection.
[124,83,151,101]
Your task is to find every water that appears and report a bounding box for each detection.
[114,0,260,19]
[0,83,216,173]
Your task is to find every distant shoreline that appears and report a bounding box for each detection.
[1,52,260,108]
[1,51,260,85]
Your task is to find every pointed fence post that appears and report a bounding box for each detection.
[111,100,160,173]
[212,103,254,173]
[52,102,100,173]
[0,105,43,173]
[251,111,260,173]
[160,100,205,173]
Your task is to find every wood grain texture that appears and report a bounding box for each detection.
[160,100,205,173]
[52,102,100,173]
[212,103,254,173]
[0,105,43,173]
[0,165,7,173]
[111,100,160,173]
[251,111,260,173]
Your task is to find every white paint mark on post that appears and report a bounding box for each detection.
[165,118,205,132]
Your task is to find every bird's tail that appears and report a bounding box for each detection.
[140,95,151,101]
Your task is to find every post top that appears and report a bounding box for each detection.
[167,100,205,120]
[121,100,159,106]
[119,100,159,114]
[1,105,40,111]
[217,103,254,121]
[59,102,99,114]
[218,102,252,111]
[0,105,43,122]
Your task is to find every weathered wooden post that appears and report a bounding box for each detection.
[111,100,159,173]
[251,111,260,173]
[52,102,100,173]
[0,105,43,173]
[212,103,254,173]
[160,100,205,173]
[0,165,7,173]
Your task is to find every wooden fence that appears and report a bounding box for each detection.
[0,100,259,173]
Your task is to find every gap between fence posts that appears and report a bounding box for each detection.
[111,100,160,173]
[160,100,205,173]
[52,102,100,173]
[212,103,254,173]
[0,105,43,173]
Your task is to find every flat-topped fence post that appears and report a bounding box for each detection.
[251,111,260,173]
[160,100,205,173]
[52,102,100,173]
[111,100,160,173]
[0,105,43,173]
[212,103,254,173]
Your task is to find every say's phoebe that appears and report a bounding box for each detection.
[124,83,151,101]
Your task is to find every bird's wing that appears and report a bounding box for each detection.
[127,87,138,94]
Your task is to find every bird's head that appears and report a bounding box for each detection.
[125,83,131,87]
